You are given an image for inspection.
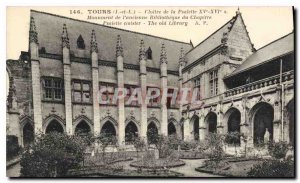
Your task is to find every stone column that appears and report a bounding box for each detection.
[241,96,253,148]
[216,112,224,134]
[178,48,186,119]
[139,40,148,142]
[116,35,125,145]
[199,114,206,142]
[90,30,100,136]
[273,101,282,142]
[240,107,248,150]
[29,17,43,135]
[160,44,168,136]
[62,24,73,135]
[183,113,191,141]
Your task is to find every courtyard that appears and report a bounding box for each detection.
[6,131,295,178]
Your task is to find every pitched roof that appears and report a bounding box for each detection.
[30,10,192,71]
[185,13,242,65]
[225,32,294,78]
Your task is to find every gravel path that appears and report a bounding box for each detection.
[6,158,222,177]
[170,159,222,177]
[6,162,21,177]
[114,158,222,177]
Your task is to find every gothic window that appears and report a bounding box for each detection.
[194,77,201,100]
[77,35,85,49]
[209,69,218,96]
[125,85,139,107]
[99,82,116,105]
[42,77,63,101]
[146,47,152,60]
[72,80,91,103]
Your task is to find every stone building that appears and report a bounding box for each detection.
[6,9,294,149]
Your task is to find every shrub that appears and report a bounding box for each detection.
[20,132,86,177]
[180,141,198,151]
[146,133,172,158]
[167,135,182,150]
[95,133,118,163]
[132,136,146,158]
[268,141,289,159]
[7,135,21,160]
[206,133,225,168]
[247,159,294,177]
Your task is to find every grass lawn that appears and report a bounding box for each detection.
[130,158,185,169]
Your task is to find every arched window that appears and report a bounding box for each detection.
[190,115,199,140]
[168,122,176,136]
[101,121,116,137]
[205,112,217,133]
[23,122,34,147]
[226,108,241,145]
[75,120,91,135]
[46,120,64,134]
[77,35,85,49]
[125,122,139,144]
[251,103,274,146]
[147,122,158,144]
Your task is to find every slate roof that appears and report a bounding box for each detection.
[225,32,294,78]
[30,10,192,71]
[185,13,242,65]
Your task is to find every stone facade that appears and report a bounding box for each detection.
[6,10,294,150]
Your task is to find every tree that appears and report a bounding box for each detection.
[147,129,171,158]
[96,133,117,163]
[20,132,86,177]
[268,141,289,159]
[247,159,294,177]
[7,135,21,160]
[206,133,225,169]
[225,131,241,157]
[132,136,145,158]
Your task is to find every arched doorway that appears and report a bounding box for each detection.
[286,99,294,145]
[125,121,139,144]
[190,115,199,140]
[147,122,158,144]
[251,103,274,146]
[168,122,177,136]
[101,121,116,137]
[205,112,217,133]
[226,108,241,145]
[23,122,34,147]
[45,120,64,133]
[75,120,91,135]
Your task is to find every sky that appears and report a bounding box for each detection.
[6,6,293,60]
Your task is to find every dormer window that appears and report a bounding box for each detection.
[77,35,85,49]
[146,47,152,60]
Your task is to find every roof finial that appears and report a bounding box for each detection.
[160,43,167,64]
[29,17,38,44]
[179,47,186,63]
[62,24,70,49]
[116,35,123,57]
[236,7,241,15]
[139,40,146,60]
[90,30,98,53]
[190,39,194,47]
